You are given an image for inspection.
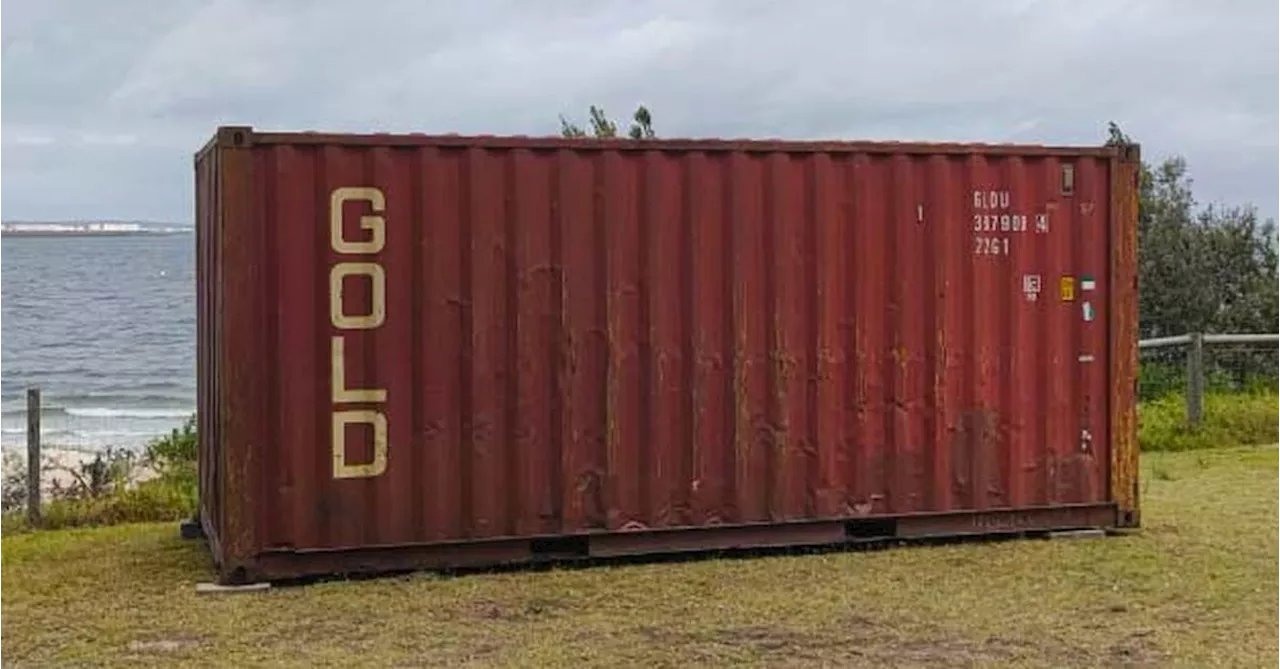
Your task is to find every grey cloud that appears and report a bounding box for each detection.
[2,1,205,123]
[3,0,1276,222]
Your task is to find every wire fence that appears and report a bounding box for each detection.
[1141,345,1278,399]
[1139,333,1279,425]
[1,392,192,517]
[0,388,189,521]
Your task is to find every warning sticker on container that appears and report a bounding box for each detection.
[1059,276,1076,302]
[1081,275,1097,291]
[1082,301,1096,322]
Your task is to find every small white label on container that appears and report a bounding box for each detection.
[1082,302,1095,322]
[1078,354,1095,363]
[1022,274,1042,302]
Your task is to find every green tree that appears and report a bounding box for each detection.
[1106,122,1278,338]
[560,105,655,139]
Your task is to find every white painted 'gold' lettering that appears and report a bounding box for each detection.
[329,262,386,330]
[329,185,390,480]
[330,187,386,254]
[330,336,387,403]
[332,410,388,479]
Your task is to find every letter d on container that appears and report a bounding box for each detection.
[332,410,388,479]
[330,186,390,480]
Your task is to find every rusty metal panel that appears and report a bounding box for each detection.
[1109,145,1142,527]
[194,138,224,556]
[195,128,1141,583]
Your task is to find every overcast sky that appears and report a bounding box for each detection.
[3,0,1277,223]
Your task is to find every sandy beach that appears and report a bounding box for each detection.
[2,447,156,499]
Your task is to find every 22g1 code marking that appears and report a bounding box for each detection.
[973,236,1010,256]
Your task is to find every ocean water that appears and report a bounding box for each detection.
[2,234,195,452]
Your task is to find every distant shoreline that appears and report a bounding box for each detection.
[2,220,192,238]
[2,230,192,238]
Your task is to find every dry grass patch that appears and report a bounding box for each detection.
[3,447,1276,668]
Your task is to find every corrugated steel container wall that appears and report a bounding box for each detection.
[196,127,1140,584]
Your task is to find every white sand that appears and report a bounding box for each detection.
[2,447,157,498]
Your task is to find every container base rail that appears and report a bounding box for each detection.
[204,503,1119,586]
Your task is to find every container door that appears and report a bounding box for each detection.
[968,156,1111,510]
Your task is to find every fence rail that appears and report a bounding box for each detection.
[1139,333,1280,349]
[1138,332,1278,427]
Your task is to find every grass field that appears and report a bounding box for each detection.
[3,447,1276,668]
[1139,390,1278,452]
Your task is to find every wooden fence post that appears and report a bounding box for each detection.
[1185,333,1204,427]
[26,387,41,526]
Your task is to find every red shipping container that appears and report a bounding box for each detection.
[195,127,1140,584]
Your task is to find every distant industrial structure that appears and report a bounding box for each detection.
[1,222,191,237]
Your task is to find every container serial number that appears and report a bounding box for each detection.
[972,214,1028,233]
[973,236,1010,256]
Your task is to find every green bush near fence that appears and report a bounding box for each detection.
[2,478,197,534]
[1,418,199,534]
[1139,390,1279,452]
[143,416,199,490]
